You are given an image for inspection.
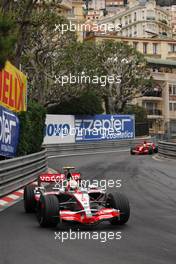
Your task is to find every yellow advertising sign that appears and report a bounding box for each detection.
[0,61,27,112]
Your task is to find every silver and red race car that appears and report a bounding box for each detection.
[130,141,158,155]
[24,167,130,227]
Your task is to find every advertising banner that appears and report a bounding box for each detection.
[43,115,75,144]
[0,61,27,112]
[75,114,135,142]
[0,105,20,157]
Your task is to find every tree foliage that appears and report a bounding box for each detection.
[47,91,104,115]
[0,8,17,69]
[51,40,153,113]
[22,9,77,106]
[96,41,153,113]
[121,104,148,123]
[17,100,46,156]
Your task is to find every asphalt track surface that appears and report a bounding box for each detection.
[0,151,176,264]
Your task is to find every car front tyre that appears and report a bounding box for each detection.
[106,192,130,225]
[154,146,158,153]
[37,195,59,227]
[148,146,153,155]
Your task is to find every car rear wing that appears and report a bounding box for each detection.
[38,172,81,183]
[39,173,66,183]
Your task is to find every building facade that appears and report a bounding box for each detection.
[87,0,106,10]
[98,0,172,39]
[162,5,176,36]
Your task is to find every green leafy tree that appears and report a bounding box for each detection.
[1,0,40,67]
[53,40,153,114]
[47,91,104,115]
[17,101,46,156]
[96,41,153,113]
[22,8,77,106]
[121,104,148,123]
[49,41,103,107]
[0,8,17,69]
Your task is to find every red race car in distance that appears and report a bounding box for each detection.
[130,141,158,155]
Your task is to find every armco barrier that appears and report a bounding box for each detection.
[44,137,155,157]
[0,150,47,197]
[158,141,176,158]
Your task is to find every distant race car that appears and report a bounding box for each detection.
[130,141,158,155]
[24,167,130,227]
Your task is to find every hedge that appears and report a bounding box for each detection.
[17,101,46,156]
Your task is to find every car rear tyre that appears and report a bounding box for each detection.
[130,148,135,155]
[24,185,36,213]
[148,146,153,155]
[154,146,158,153]
[37,195,59,227]
[106,192,130,225]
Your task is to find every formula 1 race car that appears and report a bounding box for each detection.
[24,167,130,227]
[130,141,158,155]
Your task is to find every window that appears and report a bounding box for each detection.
[147,10,155,20]
[169,103,173,111]
[143,43,148,54]
[169,44,176,53]
[169,102,176,111]
[153,43,158,54]
[71,7,75,15]
[134,12,137,21]
[169,84,172,94]
[133,42,138,49]
[169,84,176,95]
[173,85,176,94]
[149,121,153,129]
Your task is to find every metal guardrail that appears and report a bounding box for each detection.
[0,150,47,197]
[44,137,155,157]
[158,141,176,158]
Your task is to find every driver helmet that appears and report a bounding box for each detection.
[69,180,78,191]
[143,141,147,146]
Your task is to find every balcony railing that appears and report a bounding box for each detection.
[143,91,162,97]
[147,109,162,116]
[146,17,155,21]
